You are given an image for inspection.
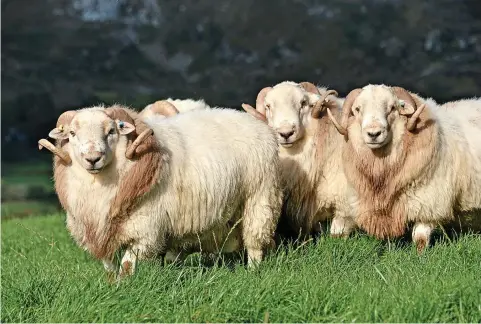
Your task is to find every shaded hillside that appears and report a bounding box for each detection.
[2,0,481,160]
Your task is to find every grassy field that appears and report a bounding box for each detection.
[2,214,480,322]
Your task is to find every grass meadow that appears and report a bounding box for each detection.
[2,214,480,322]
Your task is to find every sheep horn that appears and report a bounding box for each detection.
[326,108,344,136]
[242,103,267,123]
[38,138,72,164]
[149,100,179,117]
[392,87,424,132]
[392,87,418,114]
[125,128,154,159]
[406,104,426,131]
[311,89,339,119]
[56,110,77,129]
[299,82,320,95]
[330,88,363,136]
[255,87,272,116]
[104,106,155,160]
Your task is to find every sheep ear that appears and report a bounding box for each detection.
[398,100,415,115]
[49,127,69,140]
[116,120,135,135]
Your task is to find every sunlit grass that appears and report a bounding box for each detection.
[2,215,480,322]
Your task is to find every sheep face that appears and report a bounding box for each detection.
[264,85,318,147]
[350,86,415,149]
[49,109,135,173]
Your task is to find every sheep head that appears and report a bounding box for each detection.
[47,106,154,174]
[242,81,338,147]
[328,85,425,149]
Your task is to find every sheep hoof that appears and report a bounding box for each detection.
[118,260,134,278]
[330,233,348,239]
[416,238,427,254]
[246,248,263,268]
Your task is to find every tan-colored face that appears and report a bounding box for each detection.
[351,86,405,149]
[50,109,135,173]
[264,84,319,147]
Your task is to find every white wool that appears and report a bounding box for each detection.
[61,107,282,274]
[248,81,356,237]
[343,85,481,247]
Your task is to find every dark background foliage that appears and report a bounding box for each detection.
[2,0,481,161]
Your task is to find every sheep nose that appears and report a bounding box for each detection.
[367,130,382,139]
[84,154,102,165]
[279,131,294,140]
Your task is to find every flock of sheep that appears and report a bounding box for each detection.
[38,81,481,279]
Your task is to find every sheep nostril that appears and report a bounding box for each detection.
[85,156,101,165]
[367,131,382,139]
[279,131,294,140]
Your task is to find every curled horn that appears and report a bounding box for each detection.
[392,87,424,132]
[299,82,320,95]
[149,100,179,117]
[39,110,77,164]
[56,110,77,129]
[311,89,339,119]
[242,87,272,123]
[255,87,272,116]
[406,104,426,131]
[328,88,362,136]
[125,128,154,159]
[299,82,339,118]
[38,138,72,164]
[105,106,154,160]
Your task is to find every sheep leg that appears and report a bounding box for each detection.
[412,222,434,253]
[242,185,280,268]
[118,248,139,278]
[330,215,357,238]
[246,248,264,268]
[103,259,117,282]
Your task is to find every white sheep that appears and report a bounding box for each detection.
[38,105,282,277]
[327,84,481,251]
[140,98,210,121]
[242,81,357,238]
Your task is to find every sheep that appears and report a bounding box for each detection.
[38,104,282,277]
[242,81,357,239]
[39,99,205,266]
[327,84,481,251]
[140,98,210,120]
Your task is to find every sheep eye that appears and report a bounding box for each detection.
[265,104,271,110]
[355,107,360,113]
[69,131,75,136]
[108,128,115,135]
[301,100,307,107]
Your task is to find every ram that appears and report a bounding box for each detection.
[242,81,357,238]
[140,98,210,120]
[328,84,481,251]
[38,105,282,277]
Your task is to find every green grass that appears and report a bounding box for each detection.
[2,215,481,323]
[1,201,61,220]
